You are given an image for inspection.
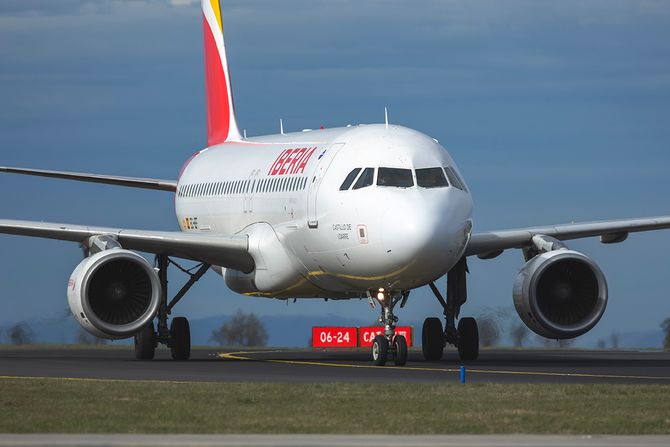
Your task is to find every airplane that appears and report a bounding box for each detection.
[1,0,669,366]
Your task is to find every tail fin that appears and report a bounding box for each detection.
[202,0,242,145]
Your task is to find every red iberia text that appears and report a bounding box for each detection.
[268,147,317,176]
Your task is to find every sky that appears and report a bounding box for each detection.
[0,0,669,345]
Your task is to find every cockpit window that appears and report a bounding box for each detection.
[340,168,362,191]
[416,167,449,188]
[444,167,466,191]
[377,167,414,188]
[352,167,374,190]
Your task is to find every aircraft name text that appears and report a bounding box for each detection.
[268,147,317,176]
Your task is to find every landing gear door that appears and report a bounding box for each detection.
[307,143,345,228]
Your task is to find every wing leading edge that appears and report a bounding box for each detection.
[0,166,177,192]
[466,216,670,259]
[0,219,253,272]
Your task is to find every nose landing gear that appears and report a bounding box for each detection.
[371,335,388,366]
[368,289,409,366]
[392,333,408,366]
[424,257,479,361]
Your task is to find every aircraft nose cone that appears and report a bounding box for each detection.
[382,201,443,263]
[380,193,470,283]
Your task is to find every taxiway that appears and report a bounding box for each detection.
[0,347,668,384]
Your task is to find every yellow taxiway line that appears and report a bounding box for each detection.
[0,375,200,385]
[219,350,670,381]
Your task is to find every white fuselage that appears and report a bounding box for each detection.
[175,124,474,299]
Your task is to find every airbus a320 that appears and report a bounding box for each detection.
[1,0,669,366]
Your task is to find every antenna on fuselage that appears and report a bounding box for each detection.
[384,107,389,129]
[280,119,285,135]
[243,129,247,139]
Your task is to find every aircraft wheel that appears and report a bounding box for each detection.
[170,317,191,361]
[422,317,444,361]
[392,335,408,366]
[457,317,479,361]
[372,335,389,366]
[134,322,155,360]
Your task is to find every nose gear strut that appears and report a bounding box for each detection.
[369,289,409,366]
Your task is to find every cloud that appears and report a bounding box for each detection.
[1,0,668,22]
[2,0,668,130]
[0,0,90,16]
[0,0,197,17]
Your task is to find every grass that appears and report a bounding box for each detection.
[0,378,669,434]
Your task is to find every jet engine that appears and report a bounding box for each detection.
[513,240,608,339]
[67,248,161,339]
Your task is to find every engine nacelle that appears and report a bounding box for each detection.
[67,249,161,339]
[513,249,608,339]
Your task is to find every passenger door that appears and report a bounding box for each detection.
[243,169,260,214]
[307,143,345,228]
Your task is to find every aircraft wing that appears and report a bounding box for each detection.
[0,166,177,192]
[0,219,253,272]
[466,216,670,259]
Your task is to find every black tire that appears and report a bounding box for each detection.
[372,335,389,366]
[393,335,408,366]
[170,317,191,361]
[457,317,479,361]
[422,317,444,361]
[134,322,155,360]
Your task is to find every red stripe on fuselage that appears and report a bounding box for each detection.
[203,13,230,146]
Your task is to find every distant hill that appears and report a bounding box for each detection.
[0,313,664,349]
[190,313,371,347]
[577,329,664,350]
[0,313,375,347]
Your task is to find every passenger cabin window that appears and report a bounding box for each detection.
[377,167,414,188]
[340,168,362,190]
[416,168,448,188]
[444,167,466,191]
[352,168,374,190]
[176,176,310,197]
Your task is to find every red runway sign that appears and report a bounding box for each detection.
[358,326,413,347]
[311,326,414,348]
[311,327,358,348]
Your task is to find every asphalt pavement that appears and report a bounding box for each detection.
[0,347,668,384]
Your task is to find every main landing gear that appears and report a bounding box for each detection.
[134,254,210,361]
[369,289,409,366]
[423,257,479,361]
